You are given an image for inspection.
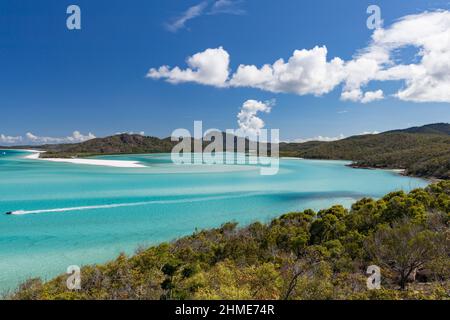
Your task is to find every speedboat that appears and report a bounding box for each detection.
[5,211,13,215]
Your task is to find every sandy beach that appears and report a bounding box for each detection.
[20,150,146,168]
[41,158,146,168]
[22,150,44,159]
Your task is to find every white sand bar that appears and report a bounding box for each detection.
[17,150,145,168]
[40,158,146,168]
[23,150,44,159]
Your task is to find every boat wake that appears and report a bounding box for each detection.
[8,192,263,215]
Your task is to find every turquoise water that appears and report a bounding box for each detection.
[0,150,428,292]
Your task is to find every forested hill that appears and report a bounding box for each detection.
[40,134,175,157]
[5,123,449,179]
[385,123,450,135]
[280,123,450,179]
[38,132,251,158]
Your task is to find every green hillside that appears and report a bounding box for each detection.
[9,181,450,300]
[280,123,450,179]
[7,123,449,180]
[39,132,252,158]
[41,134,176,158]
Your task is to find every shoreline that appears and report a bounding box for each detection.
[6,180,448,299]
[347,163,408,174]
[23,150,45,159]
[19,150,146,168]
[5,148,444,180]
[39,158,146,168]
[349,164,406,174]
[347,163,439,183]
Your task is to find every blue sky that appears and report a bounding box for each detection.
[0,0,449,144]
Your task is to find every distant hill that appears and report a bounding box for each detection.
[41,134,175,157]
[280,123,450,179]
[40,132,253,158]
[385,123,450,135]
[3,123,449,179]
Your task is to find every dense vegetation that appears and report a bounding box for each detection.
[10,181,449,300]
[40,134,175,158]
[280,123,450,179]
[4,123,450,179]
[38,132,255,158]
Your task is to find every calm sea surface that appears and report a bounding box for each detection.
[0,150,428,292]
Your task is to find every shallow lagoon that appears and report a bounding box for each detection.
[0,150,428,292]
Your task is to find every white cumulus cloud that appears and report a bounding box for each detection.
[0,134,23,145]
[291,131,379,143]
[237,99,274,136]
[25,131,96,144]
[292,134,346,143]
[358,131,380,135]
[341,10,450,103]
[230,46,345,96]
[341,89,384,103]
[1,131,96,145]
[150,10,450,104]
[147,47,230,87]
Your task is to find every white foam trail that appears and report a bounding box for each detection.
[10,193,262,215]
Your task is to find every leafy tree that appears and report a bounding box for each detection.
[310,206,347,244]
[366,220,442,290]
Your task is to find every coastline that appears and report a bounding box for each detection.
[347,163,441,183]
[7,180,449,300]
[6,148,444,180]
[18,150,146,168]
[23,150,45,159]
[39,158,146,168]
[349,164,406,175]
[0,149,437,294]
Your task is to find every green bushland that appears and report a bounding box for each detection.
[37,123,450,179]
[9,181,450,300]
[279,123,450,179]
